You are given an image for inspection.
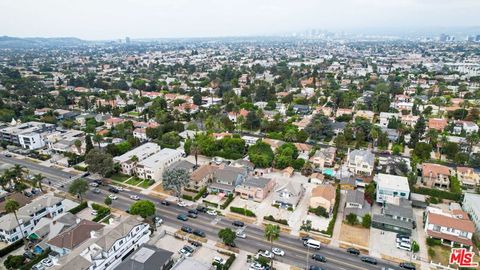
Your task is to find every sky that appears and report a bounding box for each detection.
[1,0,479,40]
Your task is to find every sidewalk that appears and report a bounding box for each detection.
[330,190,346,247]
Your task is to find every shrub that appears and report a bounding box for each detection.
[220,194,234,210]
[412,186,462,202]
[309,206,329,218]
[212,252,236,270]
[4,255,25,269]
[73,165,88,171]
[19,248,51,270]
[203,200,219,208]
[0,240,23,257]
[362,214,372,228]
[346,213,358,225]
[428,247,435,258]
[92,203,110,222]
[193,186,207,201]
[68,201,88,214]
[426,238,441,246]
[264,215,288,226]
[412,241,420,253]
[182,194,194,201]
[323,185,340,236]
[230,206,256,217]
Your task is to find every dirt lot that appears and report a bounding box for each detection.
[339,223,370,248]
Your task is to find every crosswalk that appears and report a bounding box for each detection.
[47,176,76,189]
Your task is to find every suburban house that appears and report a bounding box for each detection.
[113,142,161,175]
[272,182,305,210]
[132,128,148,141]
[354,110,375,122]
[53,217,151,270]
[456,167,479,188]
[347,149,375,176]
[47,219,105,255]
[116,245,174,270]
[375,173,410,204]
[344,189,371,222]
[189,165,217,188]
[310,147,336,169]
[453,120,479,135]
[0,194,64,243]
[135,148,183,181]
[428,118,448,131]
[372,199,414,235]
[235,176,275,202]
[422,163,451,189]
[208,166,247,195]
[29,212,79,254]
[424,206,476,251]
[310,184,336,214]
[463,193,480,233]
[379,112,401,127]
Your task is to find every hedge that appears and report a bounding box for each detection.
[412,186,462,202]
[193,187,207,201]
[230,206,256,217]
[212,252,236,270]
[92,203,111,222]
[20,248,51,270]
[220,194,234,210]
[73,165,88,171]
[0,240,23,257]
[264,215,288,226]
[69,201,88,214]
[182,194,194,201]
[203,200,219,208]
[321,185,340,236]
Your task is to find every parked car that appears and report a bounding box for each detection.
[249,262,265,270]
[108,194,117,200]
[41,258,53,267]
[130,195,140,200]
[189,240,202,247]
[181,226,193,233]
[89,182,99,187]
[236,231,246,238]
[311,254,327,262]
[232,220,244,227]
[226,242,236,248]
[272,247,285,256]
[31,264,45,270]
[161,200,170,206]
[213,257,226,265]
[196,206,208,213]
[399,263,416,270]
[177,214,189,221]
[178,201,187,207]
[361,256,377,265]
[308,266,324,270]
[24,191,33,197]
[193,229,205,237]
[93,179,103,185]
[92,188,101,194]
[108,187,119,193]
[207,210,217,216]
[346,247,360,255]
[116,186,124,191]
[154,216,163,226]
[23,251,35,259]
[188,209,199,215]
[179,245,195,256]
[256,250,274,259]
[4,153,12,158]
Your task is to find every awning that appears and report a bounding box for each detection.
[28,233,39,240]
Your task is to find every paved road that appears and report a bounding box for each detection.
[0,155,401,270]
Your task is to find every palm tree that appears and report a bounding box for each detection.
[5,199,27,247]
[264,224,280,268]
[369,126,380,149]
[32,174,45,192]
[0,174,9,190]
[93,134,102,148]
[12,165,27,184]
[74,139,82,155]
[190,141,200,167]
[466,133,480,153]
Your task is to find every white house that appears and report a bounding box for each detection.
[347,149,375,176]
[463,193,480,233]
[375,173,410,204]
[135,148,183,181]
[379,112,401,127]
[113,142,161,175]
[0,194,64,243]
[0,121,55,150]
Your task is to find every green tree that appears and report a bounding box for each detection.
[218,228,236,245]
[362,214,372,228]
[93,134,102,147]
[245,111,261,130]
[159,131,180,149]
[4,255,25,269]
[162,168,190,199]
[5,199,27,247]
[104,196,112,207]
[409,116,425,147]
[412,241,420,253]
[304,114,334,141]
[130,200,156,218]
[74,139,82,154]
[346,213,358,225]
[32,173,45,192]
[248,141,274,168]
[85,149,114,177]
[68,178,89,202]
[85,134,94,153]
[413,142,432,162]
[264,224,280,268]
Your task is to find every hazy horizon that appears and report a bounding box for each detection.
[1,0,480,40]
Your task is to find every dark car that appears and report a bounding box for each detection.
[181,226,193,233]
[202,192,209,198]
[399,262,416,270]
[4,154,12,158]
[346,247,360,255]
[23,191,33,197]
[309,266,324,270]
[196,206,208,213]
[189,240,202,247]
[23,251,35,259]
[232,220,244,227]
[94,179,103,185]
[311,254,327,262]
[161,200,170,206]
[177,214,189,221]
[301,236,311,242]
[109,187,119,193]
[188,209,199,215]
[193,229,205,237]
[361,256,377,265]
[187,212,198,218]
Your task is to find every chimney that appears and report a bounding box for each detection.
[90,231,96,239]
[76,218,81,224]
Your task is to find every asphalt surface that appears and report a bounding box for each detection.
[0,155,402,270]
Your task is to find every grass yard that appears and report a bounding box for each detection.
[429,245,480,267]
[126,177,144,186]
[138,179,154,189]
[110,173,131,183]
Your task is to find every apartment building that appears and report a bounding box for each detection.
[0,121,55,149]
[135,148,183,181]
[113,142,161,175]
[0,194,64,243]
[462,193,480,233]
[54,216,151,270]
[375,173,410,204]
[424,206,475,251]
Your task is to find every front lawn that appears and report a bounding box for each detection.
[126,177,144,186]
[138,179,154,189]
[110,173,131,183]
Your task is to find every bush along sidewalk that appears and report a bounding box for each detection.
[230,206,256,217]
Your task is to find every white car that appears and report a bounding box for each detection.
[178,201,187,207]
[108,194,117,200]
[213,257,226,265]
[130,195,139,200]
[41,258,53,267]
[207,210,217,216]
[116,186,124,191]
[256,250,274,259]
[249,262,265,270]
[91,210,98,216]
[89,182,99,187]
[236,231,246,239]
[272,247,285,256]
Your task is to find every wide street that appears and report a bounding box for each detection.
[0,155,401,270]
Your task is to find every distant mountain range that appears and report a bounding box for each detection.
[0,36,88,48]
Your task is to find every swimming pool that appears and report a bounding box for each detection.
[322,168,335,177]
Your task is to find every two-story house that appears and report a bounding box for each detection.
[344,189,371,223]
[422,163,451,189]
[375,173,410,204]
[347,149,375,176]
[456,167,479,188]
[372,199,414,235]
[424,207,476,251]
[208,166,247,195]
[235,176,275,202]
[272,182,304,210]
[113,142,161,175]
[310,184,336,215]
[310,147,336,169]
